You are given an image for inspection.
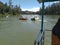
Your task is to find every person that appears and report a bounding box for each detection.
[52,18,60,45]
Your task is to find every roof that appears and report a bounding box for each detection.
[37,0,60,3]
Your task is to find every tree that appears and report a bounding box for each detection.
[39,2,60,15]
[0,1,21,15]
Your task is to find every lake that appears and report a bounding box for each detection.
[0,15,60,45]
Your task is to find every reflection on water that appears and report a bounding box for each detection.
[0,15,60,45]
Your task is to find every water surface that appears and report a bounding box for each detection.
[0,15,60,45]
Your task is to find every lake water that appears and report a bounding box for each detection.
[0,15,60,45]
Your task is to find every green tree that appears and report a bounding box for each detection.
[39,2,60,15]
[0,1,21,16]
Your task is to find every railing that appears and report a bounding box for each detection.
[34,30,52,45]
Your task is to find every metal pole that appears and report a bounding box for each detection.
[40,0,44,45]
[34,0,45,45]
[41,0,44,33]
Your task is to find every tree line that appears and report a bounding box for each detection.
[39,2,60,15]
[0,1,60,15]
[0,1,21,16]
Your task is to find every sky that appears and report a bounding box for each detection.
[0,0,59,12]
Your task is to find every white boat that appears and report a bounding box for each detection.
[31,16,39,21]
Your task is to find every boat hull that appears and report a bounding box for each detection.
[31,18,39,21]
[19,18,28,20]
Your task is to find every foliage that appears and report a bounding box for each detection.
[0,1,21,16]
[39,2,60,15]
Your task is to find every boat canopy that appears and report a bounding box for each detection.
[37,0,59,3]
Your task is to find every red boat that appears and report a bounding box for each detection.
[19,17,28,20]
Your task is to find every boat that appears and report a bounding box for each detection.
[19,18,27,20]
[19,16,28,20]
[31,16,39,21]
